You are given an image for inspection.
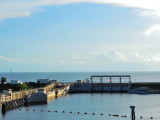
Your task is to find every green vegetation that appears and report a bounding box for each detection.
[17,83,47,90]
[0,83,48,91]
[17,83,31,90]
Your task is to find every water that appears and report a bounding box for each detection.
[1,72,160,120]
[1,93,160,120]
[0,71,160,82]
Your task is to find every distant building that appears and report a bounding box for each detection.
[38,88,46,94]
[86,78,90,83]
[77,80,84,83]
[3,89,12,93]
[50,80,58,84]
[10,80,23,84]
[1,77,7,84]
[37,79,50,84]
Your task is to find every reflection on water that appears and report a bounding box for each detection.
[1,93,160,120]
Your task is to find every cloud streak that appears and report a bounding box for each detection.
[91,49,160,63]
[0,56,21,63]
[60,54,85,64]
[91,49,130,63]
[1,0,160,20]
[145,24,160,36]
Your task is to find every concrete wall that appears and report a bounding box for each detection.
[69,83,129,92]
[26,93,47,104]
[26,85,70,104]
[0,84,55,104]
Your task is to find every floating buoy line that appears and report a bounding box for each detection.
[17,108,155,119]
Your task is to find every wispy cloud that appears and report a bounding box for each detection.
[145,24,160,36]
[133,9,157,17]
[0,56,21,63]
[31,59,42,63]
[115,51,129,62]
[151,54,160,61]
[1,0,160,20]
[59,54,85,64]
[91,49,160,63]
[132,51,151,62]
[129,51,160,62]
[91,49,129,63]
[59,50,160,68]
[91,49,108,56]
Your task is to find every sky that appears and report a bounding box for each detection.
[1,0,160,72]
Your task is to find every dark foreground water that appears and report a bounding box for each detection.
[1,93,160,120]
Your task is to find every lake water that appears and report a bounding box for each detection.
[0,93,160,120]
[0,72,160,120]
[0,71,160,82]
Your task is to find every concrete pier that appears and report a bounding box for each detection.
[69,75,131,93]
[25,85,70,104]
[69,83,129,93]
[0,83,71,112]
[0,83,55,104]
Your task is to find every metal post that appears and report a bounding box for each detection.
[129,76,131,84]
[129,76,131,89]
[110,77,112,92]
[91,76,93,83]
[130,106,135,120]
[100,77,102,83]
[120,77,122,92]
[91,76,93,92]
[100,77,103,92]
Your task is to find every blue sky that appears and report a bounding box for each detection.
[1,0,160,72]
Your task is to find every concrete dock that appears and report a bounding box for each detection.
[69,75,131,93]
[2,74,160,113]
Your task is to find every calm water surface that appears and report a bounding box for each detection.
[1,72,160,120]
[1,93,160,120]
[0,72,160,82]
